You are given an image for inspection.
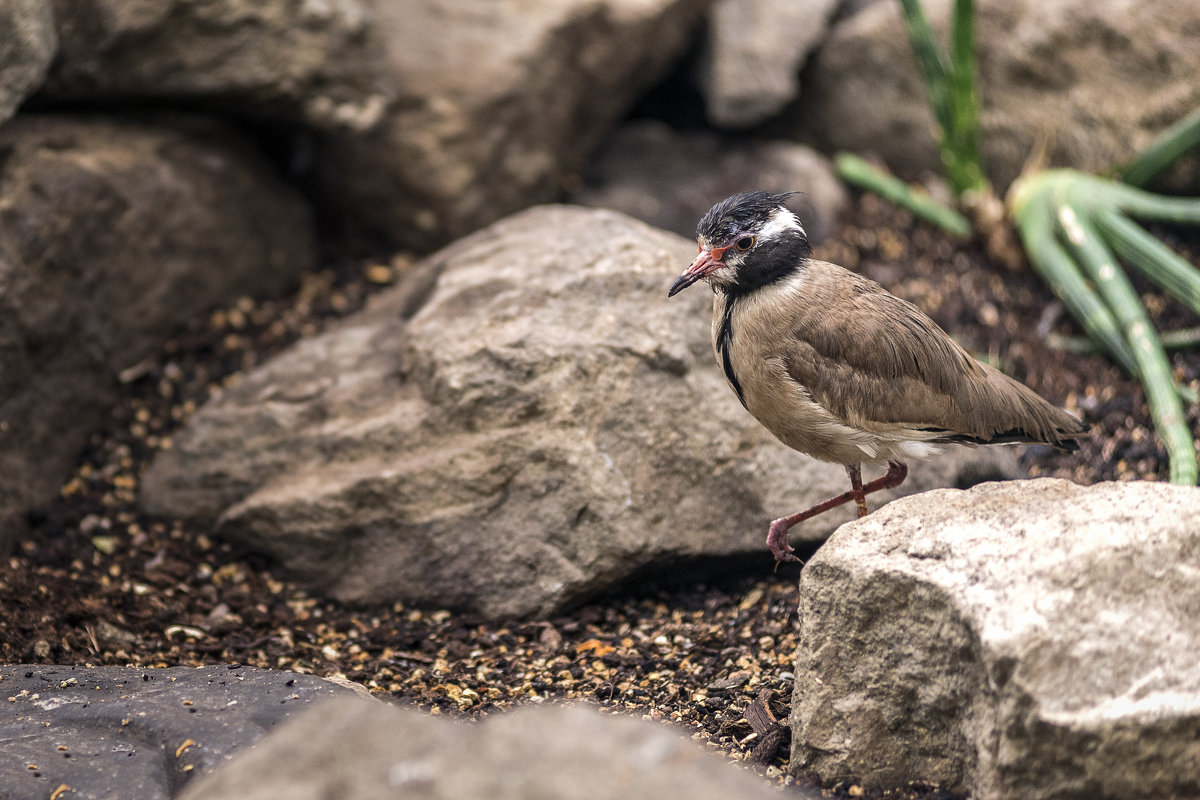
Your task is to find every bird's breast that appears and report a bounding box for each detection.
[710,281,909,465]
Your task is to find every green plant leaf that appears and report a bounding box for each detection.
[835,153,972,236]
[1118,106,1200,188]
[1056,203,1197,484]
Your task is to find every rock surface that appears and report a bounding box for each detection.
[0,115,316,552]
[574,120,848,243]
[45,0,392,133]
[0,0,55,125]
[141,204,1020,620]
[790,478,1200,800]
[42,0,707,251]
[0,664,364,800]
[317,0,709,250]
[179,698,789,800]
[700,0,839,128]
[795,0,1200,189]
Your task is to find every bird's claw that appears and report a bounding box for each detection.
[767,520,800,565]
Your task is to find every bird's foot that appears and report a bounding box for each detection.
[767,519,800,564]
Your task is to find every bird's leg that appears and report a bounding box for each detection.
[847,464,868,518]
[766,461,909,564]
[868,460,908,494]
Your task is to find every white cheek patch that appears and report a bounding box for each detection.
[707,263,737,287]
[756,208,805,242]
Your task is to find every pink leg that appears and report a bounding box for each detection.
[847,464,868,518]
[766,461,908,563]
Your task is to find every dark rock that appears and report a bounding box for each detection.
[0,664,364,800]
[700,0,839,128]
[0,115,317,552]
[573,119,848,243]
[317,0,711,251]
[44,0,709,252]
[0,0,55,124]
[45,0,392,133]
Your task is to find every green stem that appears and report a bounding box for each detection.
[1048,328,1200,353]
[1094,208,1200,317]
[946,0,986,194]
[1010,182,1141,376]
[898,0,950,135]
[1161,327,1200,351]
[1098,182,1200,224]
[1056,204,1198,484]
[1119,106,1200,188]
[835,153,972,236]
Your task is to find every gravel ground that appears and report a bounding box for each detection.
[1,194,1196,799]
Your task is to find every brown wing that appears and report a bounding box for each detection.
[783,262,1086,446]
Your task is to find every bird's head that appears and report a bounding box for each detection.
[668,191,811,298]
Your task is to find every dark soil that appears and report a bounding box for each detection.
[2,193,1196,799]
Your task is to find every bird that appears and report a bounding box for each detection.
[667,191,1087,563]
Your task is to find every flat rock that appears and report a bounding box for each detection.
[700,0,839,128]
[180,698,786,800]
[574,119,848,244]
[0,115,316,552]
[0,0,55,124]
[45,0,392,133]
[0,664,364,800]
[790,478,1200,800]
[794,0,1200,189]
[141,204,1020,620]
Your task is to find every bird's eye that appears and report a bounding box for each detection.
[736,236,755,251]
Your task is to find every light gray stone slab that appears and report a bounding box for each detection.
[791,478,1200,800]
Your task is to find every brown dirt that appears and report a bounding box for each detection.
[1,193,1196,799]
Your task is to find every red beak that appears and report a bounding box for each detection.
[668,245,728,297]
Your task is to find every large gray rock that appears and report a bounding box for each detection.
[0,664,364,800]
[45,0,391,133]
[0,115,316,552]
[141,205,1019,620]
[574,119,848,244]
[795,0,1200,189]
[45,0,707,251]
[0,0,55,125]
[180,698,789,800]
[790,479,1200,800]
[700,0,839,128]
[317,0,709,250]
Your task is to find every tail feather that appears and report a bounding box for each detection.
[970,366,1088,447]
[925,364,1088,450]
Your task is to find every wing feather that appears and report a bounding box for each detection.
[783,262,1084,447]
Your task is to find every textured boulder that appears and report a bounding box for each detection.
[0,0,55,124]
[141,205,1019,620]
[700,0,839,128]
[574,120,848,243]
[45,0,708,251]
[790,479,1200,800]
[795,0,1200,189]
[317,0,709,250]
[0,115,316,551]
[45,0,391,133]
[0,664,364,800]
[180,699,785,800]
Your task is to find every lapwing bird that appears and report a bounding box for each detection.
[668,191,1087,563]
